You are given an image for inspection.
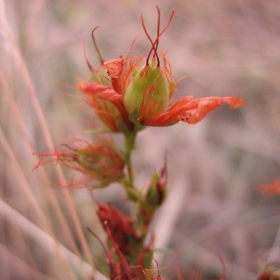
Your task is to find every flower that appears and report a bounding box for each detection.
[79,50,144,132]
[91,207,155,279]
[80,27,137,133]
[87,95,126,133]
[34,139,125,187]
[123,56,171,122]
[97,203,140,255]
[257,180,280,195]
[257,264,280,280]
[142,95,245,126]
[78,8,245,132]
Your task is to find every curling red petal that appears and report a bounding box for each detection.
[143,96,245,126]
[104,56,124,95]
[222,96,246,109]
[182,96,245,124]
[79,81,122,104]
[104,56,123,79]
[142,96,193,126]
[258,180,280,195]
[79,81,134,130]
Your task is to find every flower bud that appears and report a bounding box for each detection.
[124,57,170,123]
[89,97,128,133]
[97,203,140,254]
[77,142,125,186]
[146,160,167,206]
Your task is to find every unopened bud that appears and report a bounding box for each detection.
[77,142,124,186]
[124,57,169,123]
[146,160,167,206]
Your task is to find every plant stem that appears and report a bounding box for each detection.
[124,130,137,189]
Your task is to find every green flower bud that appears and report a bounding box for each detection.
[146,165,167,207]
[77,143,125,186]
[123,57,170,123]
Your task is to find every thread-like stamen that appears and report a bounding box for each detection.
[153,6,161,61]
[87,227,109,255]
[141,8,175,67]
[80,35,94,72]
[151,9,175,67]
[159,10,175,38]
[91,26,104,65]
[104,221,133,278]
[125,34,141,61]
[140,14,156,65]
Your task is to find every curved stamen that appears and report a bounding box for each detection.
[159,10,175,38]
[151,9,175,66]
[140,14,157,66]
[141,8,175,67]
[81,34,94,72]
[153,6,161,61]
[91,26,104,65]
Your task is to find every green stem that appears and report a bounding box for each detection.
[125,131,136,188]
[123,130,144,202]
[123,130,147,205]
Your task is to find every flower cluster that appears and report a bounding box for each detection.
[35,6,245,188]
[34,139,124,188]
[34,6,245,279]
[78,8,245,134]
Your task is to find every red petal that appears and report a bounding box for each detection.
[104,56,123,79]
[143,96,194,126]
[222,96,246,109]
[258,180,280,195]
[79,81,133,130]
[79,81,122,104]
[181,96,245,124]
[144,96,245,126]
[104,56,124,95]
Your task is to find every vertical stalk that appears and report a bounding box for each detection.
[123,130,144,203]
[124,130,137,189]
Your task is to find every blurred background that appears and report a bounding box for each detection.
[1,0,280,279]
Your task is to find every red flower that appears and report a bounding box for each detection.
[97,203,140,255]
[78,8,245,131]
[257,264,280,280]
[257,180,280,195]
[80,27,141,133]
[143,95,245,126]
[34,139,125,187]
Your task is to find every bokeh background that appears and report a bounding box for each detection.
[1,0,280,279]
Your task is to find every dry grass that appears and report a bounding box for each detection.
[1,0,280,279]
